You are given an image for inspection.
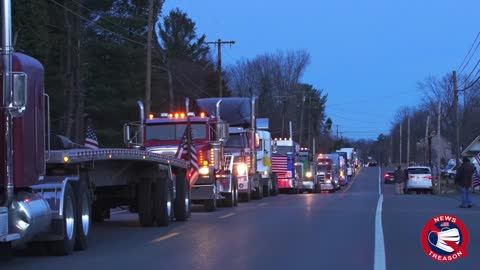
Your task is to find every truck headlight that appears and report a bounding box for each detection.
[305,171,312,178]
[325,180,331,184]
[236,163,248,176]
[199,167,210,175]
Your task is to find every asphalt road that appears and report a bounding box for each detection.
[3,167,479,270]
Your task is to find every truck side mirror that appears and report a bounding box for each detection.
[8,72,28,117]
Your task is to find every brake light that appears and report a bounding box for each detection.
[384,174,389,178]
[409,175,414,179]
[426,175,432,179]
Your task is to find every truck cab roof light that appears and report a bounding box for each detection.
[149,114,154,120]
[174,113,179,118]
[180,113,185,118]
[168,114,173,118]
[199,112,205,118]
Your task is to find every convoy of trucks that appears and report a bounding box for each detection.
[0,0,361,257]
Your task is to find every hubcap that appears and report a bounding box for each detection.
[65,196,75,240]
[167,193,172,217]
[81,193,90,235]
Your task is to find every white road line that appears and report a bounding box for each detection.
[111,210,129,215]
[151,232,180,243]
[219,213,235,219]
[374,167,386,270]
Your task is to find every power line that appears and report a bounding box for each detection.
[457,32,480,75]
[69,0,148,42]
[459,57,480,88]
[48,0,146,47]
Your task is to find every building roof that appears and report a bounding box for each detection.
[462,136,480,157]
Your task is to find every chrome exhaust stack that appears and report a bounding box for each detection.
[250,97,257,173]
[137,101,144,145]
[1,0,14,207]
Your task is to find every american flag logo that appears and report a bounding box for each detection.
[84,122,99,149]
[440,222,450,227]
[175,123,199,186]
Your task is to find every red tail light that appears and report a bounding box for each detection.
[384,174,389,178]
[426,175,432,179]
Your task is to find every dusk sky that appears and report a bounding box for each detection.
[163,0,479,140]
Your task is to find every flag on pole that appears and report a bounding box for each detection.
[174,122,199,186]
[473,154,480,187]
[84,121,99,149]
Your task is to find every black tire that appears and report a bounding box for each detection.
[0,242,13,261]
[74,180,92,251]
[263,178,270,197]
[270,174,279,196]
[204,198,217,212]
[174,171,190,221]
[48,183,77,256]
[154,177,172,226]
[223,176,236,208]
[138,178,154,227]
[92,204,105,223]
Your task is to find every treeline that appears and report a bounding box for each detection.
[13,0,330,149]
[367,72,480,166]
[13,0,222,146]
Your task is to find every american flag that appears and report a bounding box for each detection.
[473,155,480,188]
[84,122,99,149]
[175,123,199,186]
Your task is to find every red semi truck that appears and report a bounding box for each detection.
[0,0,190,257]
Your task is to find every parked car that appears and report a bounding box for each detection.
[406,166,433,194]
[383,171,394,184]
[441,164,456,179]
[368,161,378,167]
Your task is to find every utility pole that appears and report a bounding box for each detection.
[407,117,410,165]
[299,91,306,146]
[437,101,442,194]
[307,96,312,147]
[400,122,403,165]
[206,39,235,97]
[425,115,430,164]
[144,0,154,115]
[453,70,460,164]
[336,125,339,139]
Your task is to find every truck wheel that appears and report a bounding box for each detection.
[233,176,239,206]
[0,242,13,261]
[48,183,77,256]
[174,171,190,222]
[75,180,92,251]
[92,204,105,223]
[263,179,271,197]
[154,177,173,226]
[271,174,279,196]
[138,178,154,227]
[204,197,217,212]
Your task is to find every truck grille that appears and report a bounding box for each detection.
[0,207,7,236]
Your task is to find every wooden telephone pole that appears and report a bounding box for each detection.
[206,39,235,97]
[453,70,460,164]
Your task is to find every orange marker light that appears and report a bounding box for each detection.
[174,113,179,118]
[200,112,205,118]
[168,114,173,118]
[149,114,154,120]
[180,113,185,118]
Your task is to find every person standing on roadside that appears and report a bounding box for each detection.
[394,166,404,194]
[455,157,475,208]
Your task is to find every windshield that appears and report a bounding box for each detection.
[273,145,294,154]
[225,134,244,148]
[317,165,331,171]
[146,123,207,141]
[408,168,431,174]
